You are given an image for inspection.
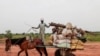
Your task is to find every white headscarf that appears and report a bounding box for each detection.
[66,22,73,29]
[40,18,44,21]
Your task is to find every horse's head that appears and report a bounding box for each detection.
[5,38,11,51]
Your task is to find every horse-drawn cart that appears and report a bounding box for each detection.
[5,22,86,56]
[35,22,85,56]
[47,22,85,56]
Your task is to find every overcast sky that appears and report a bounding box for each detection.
[0,0,100,33]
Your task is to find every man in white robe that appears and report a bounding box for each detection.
[33,19,49,44]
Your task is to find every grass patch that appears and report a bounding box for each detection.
[0,32,100,42]
[86,33,100,42]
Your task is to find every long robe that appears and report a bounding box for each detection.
[35,23,49,43]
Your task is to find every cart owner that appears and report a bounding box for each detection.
[32,19,50,44]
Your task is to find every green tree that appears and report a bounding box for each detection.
[30,32,33,35]
[5,30,12,39]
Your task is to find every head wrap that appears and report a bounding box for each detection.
[66,22,73,29]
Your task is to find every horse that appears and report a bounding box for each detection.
[5,37,48,56]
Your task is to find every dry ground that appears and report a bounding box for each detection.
[0,42,100,56]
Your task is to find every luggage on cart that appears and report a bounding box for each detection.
[71,39,84,50]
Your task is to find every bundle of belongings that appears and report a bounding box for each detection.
[48,22,87,50]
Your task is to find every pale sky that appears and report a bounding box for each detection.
[0,0,100,33]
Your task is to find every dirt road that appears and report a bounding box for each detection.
[0,42,100,56]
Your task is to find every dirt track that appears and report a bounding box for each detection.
[0,42,100,56]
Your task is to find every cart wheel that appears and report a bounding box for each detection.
[66,49,75,56]
[55,49,75,56]
[66,52,75,56]
[55,49,61,56]
[55,48,67,56]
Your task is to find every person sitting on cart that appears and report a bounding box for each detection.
[48,26,63,46]
[48,26,58,46]
[72,26,87,43]
[51,22,74,48]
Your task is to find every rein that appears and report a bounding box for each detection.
[12,27,38,45]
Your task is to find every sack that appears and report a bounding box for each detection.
[71,39,84,50]
[77,37,87,43]
[56,42,70,48]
